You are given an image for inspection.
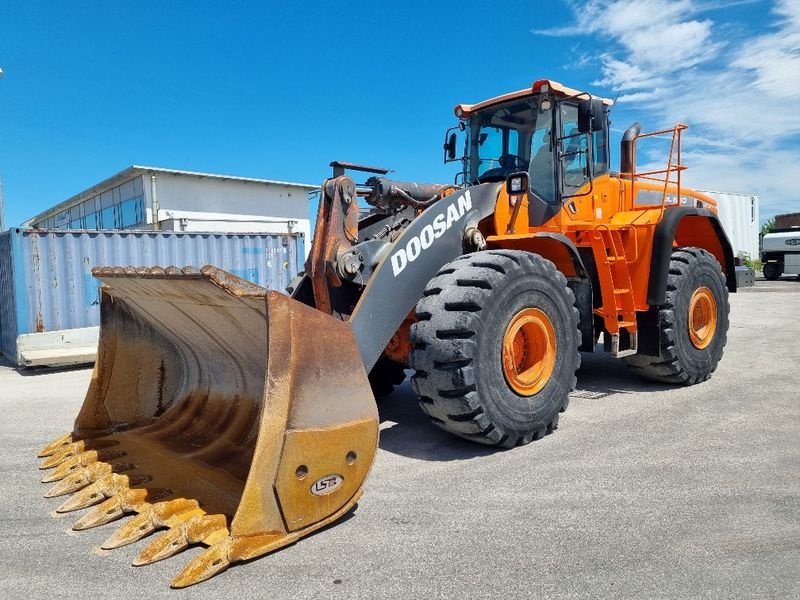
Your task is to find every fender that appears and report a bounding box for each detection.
[350,183,501,371]
[486,231,594,351]
[648,207,737,307]
[527,232,589,278]
[531,233,593,351]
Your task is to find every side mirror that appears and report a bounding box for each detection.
[578,98,605,133]
[505,171,529,196]
[446,133,457,160]
[443,128,462,163]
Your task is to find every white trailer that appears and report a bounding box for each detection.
[698,190,760,260]
[761,229,800,280]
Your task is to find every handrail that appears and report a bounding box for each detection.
[629,123,689,214]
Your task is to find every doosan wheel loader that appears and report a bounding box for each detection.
[37,79,735,587]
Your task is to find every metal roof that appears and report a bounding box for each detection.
[25,165,318,226]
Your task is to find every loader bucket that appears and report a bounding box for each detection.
[37,266,378,587]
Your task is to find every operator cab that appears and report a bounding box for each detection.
[445,80,611,213]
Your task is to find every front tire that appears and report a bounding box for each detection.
[409,250,580,448]
[624,247,729,384]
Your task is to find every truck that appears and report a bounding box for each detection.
[762,228,800,279]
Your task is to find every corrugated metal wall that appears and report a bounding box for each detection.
[0,232,17,360]
[0,229,305,360]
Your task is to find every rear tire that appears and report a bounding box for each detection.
[624,247,729,384]
[409,250,580,448]
[762,262,782,280]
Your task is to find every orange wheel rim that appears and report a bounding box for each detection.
[502,308,557,396]
[688,287,717,349]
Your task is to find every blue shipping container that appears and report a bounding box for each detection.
[0,228,305,362]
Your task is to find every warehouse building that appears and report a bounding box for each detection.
[24,165,318,244]
[2,165,318,367]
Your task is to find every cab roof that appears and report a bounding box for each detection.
[454,79,613,118]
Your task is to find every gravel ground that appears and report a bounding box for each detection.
[0,278,798,599]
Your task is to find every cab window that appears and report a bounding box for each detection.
[475,126,520,179]
[559,104,589,197]
[529,124,556,204]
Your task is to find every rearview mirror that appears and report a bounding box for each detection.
[443,128,462,163]
[446,133,457,160]
[578,98,605,133]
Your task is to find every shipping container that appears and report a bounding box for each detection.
[0,228,304,367]
[698,190,760,260]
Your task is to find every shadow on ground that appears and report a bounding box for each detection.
[377,349,673,461]
[377,381,503,462]
[15,362,94,377]
[574,348,674,395]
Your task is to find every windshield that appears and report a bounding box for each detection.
[467,97,553,191]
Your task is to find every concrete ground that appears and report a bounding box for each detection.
[0,278,798,599]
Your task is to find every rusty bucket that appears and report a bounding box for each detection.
[37,266,378,587]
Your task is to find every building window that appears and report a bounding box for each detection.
[100,205,116,229]
[119,197,140,227]
[84,211,99,229]
[54,210,70,229]
[34,175,146,230]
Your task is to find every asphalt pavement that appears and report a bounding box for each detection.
[0,278,798,599]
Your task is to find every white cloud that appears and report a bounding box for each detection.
[731,0,800,98]
[537,0,721,90]
[543,0,800,219]
[616,89,664,103]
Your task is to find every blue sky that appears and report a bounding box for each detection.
[1,0,796,228]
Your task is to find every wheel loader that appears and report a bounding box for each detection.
[37,79,735,587]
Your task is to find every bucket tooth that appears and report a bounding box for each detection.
[56,480,110,513]
[45,464,112,496]
[39,439,119,470]
[133,514,229,566]
[101,499,203,550]
[71,488,153,530]
[72,497,128,530]
[40,449,127,483]
[39,445,78,470]
[60,472,126,512]
[102,512,160,550]
[174,489,368,586]
[44,463,137,497]
[171,539,231,588]
[38,433,74,457]
[55,472,149,513]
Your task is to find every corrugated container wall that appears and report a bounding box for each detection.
[0,229,304,361]
[698,190,760,259]
[0,232,17,360]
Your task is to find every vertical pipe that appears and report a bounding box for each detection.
[150,174,161,231]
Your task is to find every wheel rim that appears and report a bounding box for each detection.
[502,308,557,396]
[688,287,717,349]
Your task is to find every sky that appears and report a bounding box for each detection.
[0,0,797,228]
